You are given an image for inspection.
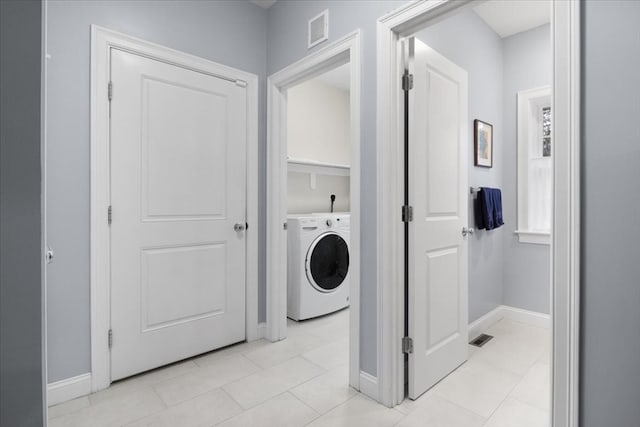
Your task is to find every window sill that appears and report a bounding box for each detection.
[514,230,551,245]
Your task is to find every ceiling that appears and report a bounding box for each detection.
[473,0,551,38]
[313,63,350,91]
[249,0,277,9]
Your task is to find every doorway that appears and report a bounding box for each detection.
[376,1,580,426]
[403,37,470,399]
[266,31,363,393]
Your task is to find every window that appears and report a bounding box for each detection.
[516,86,552,244]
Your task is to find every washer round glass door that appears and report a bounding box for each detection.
[305,232,349,293]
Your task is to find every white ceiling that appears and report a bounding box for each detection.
[473,0,551,38]
[249,0,277,9]
[313,63,350,92]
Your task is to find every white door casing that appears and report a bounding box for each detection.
[407,38,469,399]
[266,30,362,392]
[377,1,580,419]
[109,49,247,380]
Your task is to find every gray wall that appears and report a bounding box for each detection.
[501,24,551,314]
[267,1,553,376]
[268,0,407,376]
[417,9,506,323]
[580,1,640,426]
[0,0,45,425]
[418,19,553,320]
[46,0,268,383]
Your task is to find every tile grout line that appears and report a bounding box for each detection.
[299,393,362,427]
[151,356,265,409]
[507,360,552,413]
[287,389,323,420]
[470,342,545,378]
[390,406,410,427]
[218,357,327,411]
[477,368,530,426]
[212,390,317,427]
[209,387,253,426]
[47,396,91,420]
[421,392,490,423]
[113,388,168,427]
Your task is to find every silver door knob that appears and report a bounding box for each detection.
[462,227,475,236]
[46,246,54,264]
[234,223,246,232]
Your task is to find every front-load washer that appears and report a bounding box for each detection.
[287,213,350,320]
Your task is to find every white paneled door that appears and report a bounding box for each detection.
[110,49,247,380]
[407,38,469,399]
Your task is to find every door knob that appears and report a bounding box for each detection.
[46,246,54,264]
[462,227,474,237]
[234,223,246,232]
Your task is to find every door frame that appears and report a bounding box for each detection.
[376,2,581,426]
[89,26,260,392]
[266,31,362,391]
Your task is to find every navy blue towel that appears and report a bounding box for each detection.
[474,187,504,230]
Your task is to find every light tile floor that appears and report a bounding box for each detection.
[49,309,550,427]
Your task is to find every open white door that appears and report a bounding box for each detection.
[407,38,469,399]
[109,49,247,380]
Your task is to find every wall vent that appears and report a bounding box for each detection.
[308,9,329,49]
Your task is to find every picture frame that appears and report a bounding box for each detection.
[474,119,493,168]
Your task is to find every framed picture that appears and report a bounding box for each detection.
[474,119,493,168]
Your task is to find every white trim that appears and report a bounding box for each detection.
[266,30,362,390]
[551,1,581,426]
[287,158,350,177]
[468,306,504,342]
[468,305,551,342]
[47,374,92,407]
[376,0,475,408]
[501,305,551,329]
[90,26,260,392]
[514,230,551,245]
[376,1,580,422]
[42,0,49,420]
[256,322,267,339]
[517,85,552,239]
[359,371,379,401]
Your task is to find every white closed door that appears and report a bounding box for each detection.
[110,49,247,380]
[407,38,469,399]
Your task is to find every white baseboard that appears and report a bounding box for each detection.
[246,322,267,342]
[469,305,550,341]
[47,322,268,408]
[47,373,92,407]
[256,322,267,340]
[500,305,550,329]
[468,306,504,341]
[358,371,378,401]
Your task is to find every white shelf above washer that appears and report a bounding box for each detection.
[287,158,350,177]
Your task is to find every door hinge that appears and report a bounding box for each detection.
[108,329,113,349]
[107,205,112,225]
[108,81,113,101]
[401,205,413,222]
[402,73,414,91]
[402,336,413,354]
[283,222,288,230]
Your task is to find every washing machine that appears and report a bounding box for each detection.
[287,213,350,320]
